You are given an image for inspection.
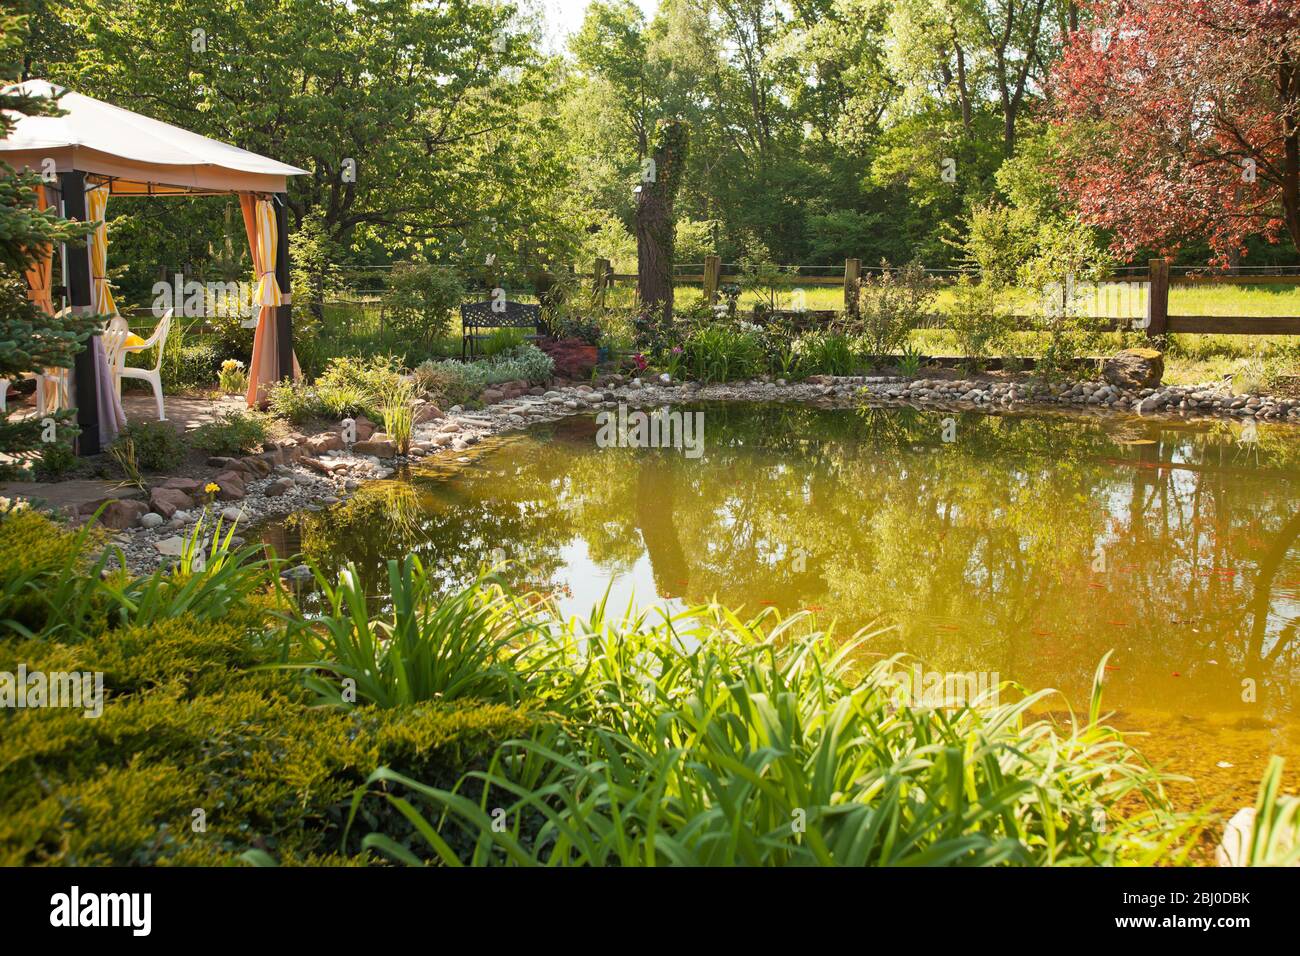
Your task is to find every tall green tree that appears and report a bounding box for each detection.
[40,0,576,279]
[0,10,98,474]
[570,0,665,159]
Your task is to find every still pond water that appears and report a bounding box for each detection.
[261,401,1300,806]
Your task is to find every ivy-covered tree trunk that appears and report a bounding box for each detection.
[634,119,688,338]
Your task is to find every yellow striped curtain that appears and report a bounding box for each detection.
[78,182,127,442]
[85,184,117,316]
[253,196,282,308]
[240,194,298,406]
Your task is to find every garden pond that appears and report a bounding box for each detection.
[259,401,1300,808]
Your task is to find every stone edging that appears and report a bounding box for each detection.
[74,370,1296,575]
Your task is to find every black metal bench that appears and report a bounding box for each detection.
[460,300,544,360]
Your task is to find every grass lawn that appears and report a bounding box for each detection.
[160,282,1299,390]
[655,281,1300,386]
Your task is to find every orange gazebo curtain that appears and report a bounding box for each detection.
[24,185,55,312]
[23,184,63,410]
[240,193,300,406]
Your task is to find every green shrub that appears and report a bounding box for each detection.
[411,346,553,405]
[960,202,1036,290]
[795,331,857,376]
[2,510,276,640]
[947,276,1017,371]
[0,514,533,866]
[0,620,532,866]
[189,409,269,457]
[382,262,464,344]
[276,557,544,708]
[682,324,765,383]
[113,420,187,472]
[162,331,221,393]
[1018,226,1108,381]
[0,506,93,636]
[551,313,602,346]
[474,327,528,358]
[348,615,1194,867]
[317,381,372,420]
[847,260,936,362]
[316,355,403,420]
[266,379,324,424]
[485,344,554,385]
[412,359,489,407]
[32,427,78,479]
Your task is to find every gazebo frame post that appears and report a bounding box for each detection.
[273,194,294,380]
[59,170,101,456]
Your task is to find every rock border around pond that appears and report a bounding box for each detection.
[14,368,1295,576]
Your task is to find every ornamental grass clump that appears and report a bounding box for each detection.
[379,379,416,455]
[273,556,547,708]
[346,603,1200,867]
[682,324,765,383]
[315,354,404,419]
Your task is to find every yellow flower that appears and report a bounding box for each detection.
[204,482,220,494]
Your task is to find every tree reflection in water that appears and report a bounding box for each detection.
[258,401,1300,802]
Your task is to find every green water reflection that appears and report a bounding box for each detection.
[261,402,1300,802]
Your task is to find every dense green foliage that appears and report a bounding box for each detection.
[0,507,536,865]
[9,504,1295,867]
[356,635,1182,866]
[11,0,1234,321]
[381,263,466,346]
[0,13,98,475]
[112,421,187,472]
[189,410,270,457]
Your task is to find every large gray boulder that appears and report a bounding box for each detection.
[1103,348,1164,390]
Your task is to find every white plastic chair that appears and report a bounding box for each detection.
[102,319,130,395]
[0,378,9,414]
[113,309,172,421]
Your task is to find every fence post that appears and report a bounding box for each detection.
[592,257,610,308]
[1146,258,1169,340]
[843,258,861,313]
[703,254,721,306]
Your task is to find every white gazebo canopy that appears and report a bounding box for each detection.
[0,80,308,194]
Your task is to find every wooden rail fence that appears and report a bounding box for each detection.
[592,256,1300,338]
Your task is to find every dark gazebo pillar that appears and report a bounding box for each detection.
[274,195,294,379]
[59,170,101,455]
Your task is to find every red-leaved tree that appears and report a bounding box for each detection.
[1050,0,1300,264]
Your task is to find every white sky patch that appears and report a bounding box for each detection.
[538,0,661,52]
